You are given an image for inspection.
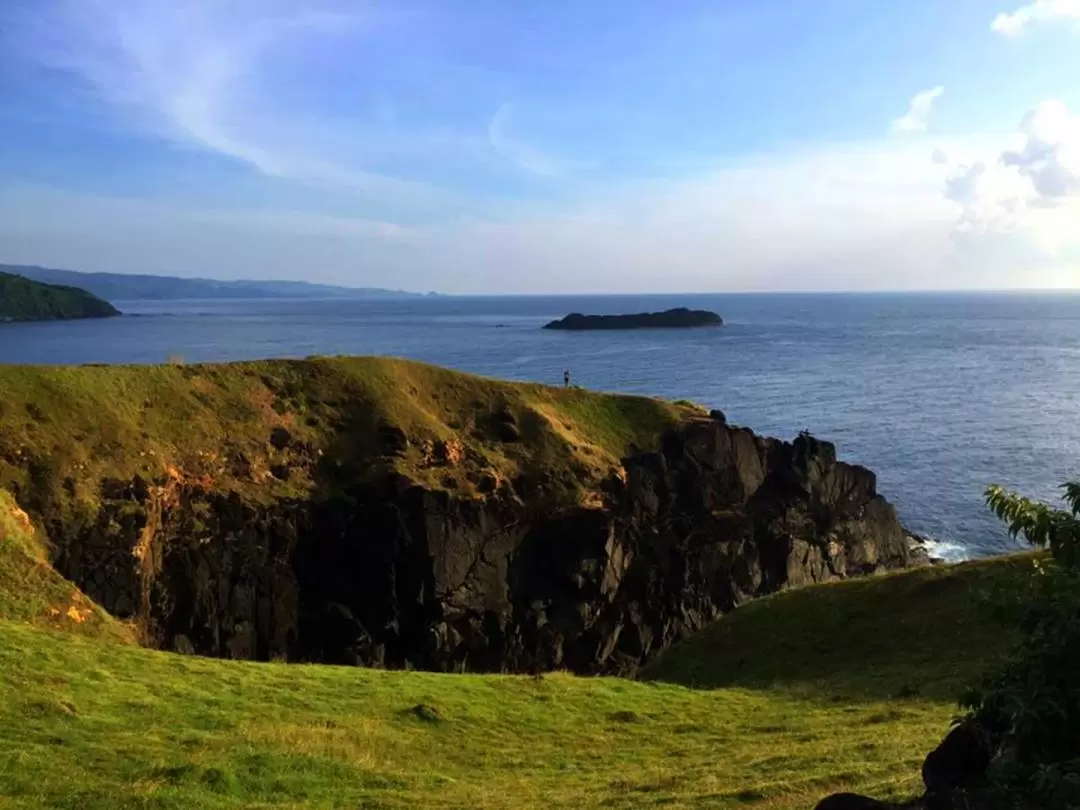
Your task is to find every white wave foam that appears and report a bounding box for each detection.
[919,535,974,563]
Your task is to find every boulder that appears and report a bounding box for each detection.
[813,719,1008,810]
[922,722,995,796]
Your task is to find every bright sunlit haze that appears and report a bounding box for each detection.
[1,0,1079,293]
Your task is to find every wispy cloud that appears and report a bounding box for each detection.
[17,2,352,168]
[992,0,1080,35]
[487,103,595,178]
[892,86,945,133]
[4,0,486,211]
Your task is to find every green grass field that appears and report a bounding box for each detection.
[0,358,1034,808]
[0,526,1032,809]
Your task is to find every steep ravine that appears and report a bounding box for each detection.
[0,358,917,674]
[40,420,914,675]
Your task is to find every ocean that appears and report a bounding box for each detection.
[1,292,1077,560]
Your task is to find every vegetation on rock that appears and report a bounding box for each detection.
[0,272,119,322]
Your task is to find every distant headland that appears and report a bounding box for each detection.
[543,307,723,331]
[0,272,120,323]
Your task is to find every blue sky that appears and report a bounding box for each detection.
[1,0,1079,293]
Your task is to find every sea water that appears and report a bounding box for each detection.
[2,292,1077,559]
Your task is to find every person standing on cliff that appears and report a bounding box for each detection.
[564,369,571,388]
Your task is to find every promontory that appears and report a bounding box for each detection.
[0,356,913,675]
[543,307,722,331]
[0,271,120,322]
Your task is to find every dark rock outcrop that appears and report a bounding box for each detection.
[36,421,912,674]
[814,719,1011,810]
[922,723,996,798]
[543,308,722,331]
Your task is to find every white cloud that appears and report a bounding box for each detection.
[992,0,1080,35]
[1002,100,1080,199]
[932,147,950,165]
[941,101,1080,265]
[892,86,945,133]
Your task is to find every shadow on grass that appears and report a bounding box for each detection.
[641,555,1034,702]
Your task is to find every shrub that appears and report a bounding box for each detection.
[961,482,1080,807]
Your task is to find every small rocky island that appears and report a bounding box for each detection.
[543,307,722,331]
[0,271,120,322]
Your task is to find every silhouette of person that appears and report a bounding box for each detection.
[564,369,571,388]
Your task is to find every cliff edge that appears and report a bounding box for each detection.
[0,357,914,673]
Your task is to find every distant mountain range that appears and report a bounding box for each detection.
[3,265,435,302]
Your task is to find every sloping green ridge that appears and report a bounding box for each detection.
[644,554,1032,702]
[0,551,1030,810]
[0,490,132,643]
[0,272,119,321]
[0,357,700,515]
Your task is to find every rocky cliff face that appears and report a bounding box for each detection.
[37,414,914,675]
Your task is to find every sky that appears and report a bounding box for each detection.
[1,0,1079,293]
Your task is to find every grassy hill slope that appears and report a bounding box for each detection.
[0,357,701,514]
[644,554,1031,702]
[0,272,119,322]
[0,551,1030,809]
[0,490,132,644]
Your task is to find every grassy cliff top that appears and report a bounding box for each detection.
[0,357,703,515]
[0,554,1031,809]
[0,272,119,322]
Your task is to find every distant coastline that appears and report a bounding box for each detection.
[2,263,438,302]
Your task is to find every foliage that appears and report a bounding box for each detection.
[960,482,1080,808]
[0,557,1029,810]
[0,272,119,321]
[986,483,1080,567]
